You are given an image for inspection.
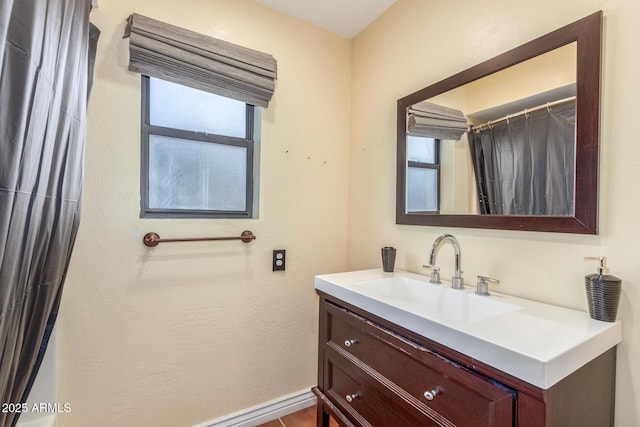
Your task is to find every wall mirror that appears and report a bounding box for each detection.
[396,11,601,234]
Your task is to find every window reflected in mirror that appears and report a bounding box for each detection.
[407,136,439,213]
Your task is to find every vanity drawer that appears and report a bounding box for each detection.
[325,355,417,427]
[325,302,514,427]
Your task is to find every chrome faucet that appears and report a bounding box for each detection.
[428,234,464,289]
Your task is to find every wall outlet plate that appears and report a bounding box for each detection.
[273,250,286,271]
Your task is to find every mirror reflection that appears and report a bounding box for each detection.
[405,43,577,216]
[396,11,600,234]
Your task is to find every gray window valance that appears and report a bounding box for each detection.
[407,100,468,140]
[123,13,277,107]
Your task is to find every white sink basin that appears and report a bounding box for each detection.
[352,277,521,323]
[315,268,622,389]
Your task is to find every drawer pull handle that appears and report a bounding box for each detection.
[345,393,359,403]
[424,388,440,401]
[344,339,359,347]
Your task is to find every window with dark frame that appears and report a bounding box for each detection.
[140,76,257,218]
[406,136,440,213]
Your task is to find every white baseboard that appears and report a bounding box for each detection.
[192,389,316,427]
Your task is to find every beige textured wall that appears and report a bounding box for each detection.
[60,1,350,426]
[465,42,577,114]
[349,0,639,425]
[59,0,640,425]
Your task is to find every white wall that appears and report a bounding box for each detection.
[59,0,640,425]
[349,0,639,425]
[60,1,351,426]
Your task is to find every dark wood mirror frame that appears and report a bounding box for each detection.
[396,11,601,234]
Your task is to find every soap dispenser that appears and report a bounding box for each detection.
[583,256,621,322]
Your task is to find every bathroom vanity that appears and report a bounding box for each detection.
[313,269,621,427]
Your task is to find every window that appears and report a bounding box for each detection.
[406,136,440,213]
[141,76,258,218]
[125,13,276,219]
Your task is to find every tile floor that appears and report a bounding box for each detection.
[256,405,339,427]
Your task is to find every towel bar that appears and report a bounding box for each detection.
[143,230,256,247]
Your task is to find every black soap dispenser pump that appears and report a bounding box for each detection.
[583,256,622,322]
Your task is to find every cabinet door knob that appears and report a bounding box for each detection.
[345,393,359,403]
[344,339,359,347]
[424,388,441,401]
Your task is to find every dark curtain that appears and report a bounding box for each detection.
[469,103,575,215]
[0,1,98,426]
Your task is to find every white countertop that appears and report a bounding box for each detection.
[315,268,622,389]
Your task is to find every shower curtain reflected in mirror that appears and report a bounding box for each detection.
[469,103,576,216]
[0,1,98,426]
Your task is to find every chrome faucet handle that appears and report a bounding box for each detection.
[422,264,441,284]
[451,271,464,290]
[475,275,500,296]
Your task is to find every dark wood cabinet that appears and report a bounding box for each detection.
[314,292,616,427]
